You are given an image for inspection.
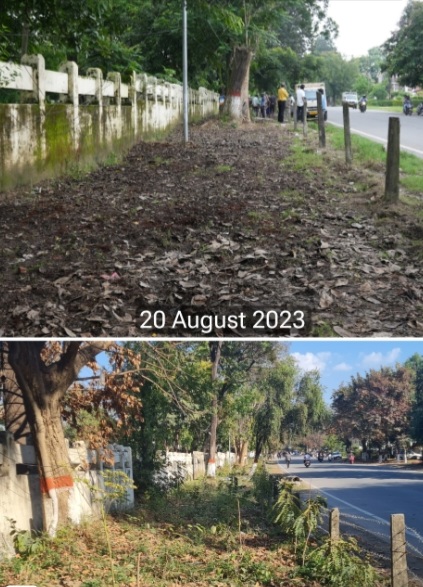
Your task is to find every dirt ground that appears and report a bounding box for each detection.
[1,118,422,337]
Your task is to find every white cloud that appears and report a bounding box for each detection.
[361,348,401,368]
[334,362,352,372]
[291,352,330,373]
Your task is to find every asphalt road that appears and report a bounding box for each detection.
[279,456,423,582]
[326,106,423,159]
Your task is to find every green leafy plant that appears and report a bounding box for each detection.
[298,537,380,586]
[8,519,45,558]
[273,483,326,563]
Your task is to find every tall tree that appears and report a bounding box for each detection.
[382,0,423,88]
[404,354,423,445]
[331,366,413,452]
[4,342,178,535]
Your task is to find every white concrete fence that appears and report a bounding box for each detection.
[0,431,134,558]
[0,54,219,189]
[154,450,235,488]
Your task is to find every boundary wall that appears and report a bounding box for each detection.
[0,54,219,190]
[0,432,133,558]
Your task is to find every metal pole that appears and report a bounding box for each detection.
[182,0,189,142]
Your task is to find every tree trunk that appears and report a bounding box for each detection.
[223,45,253,121]
[8,344,73,535]
[239,440,248,466]
[8,341,111,535]
[207,341,222,477]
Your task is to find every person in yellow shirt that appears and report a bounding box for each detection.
[277,82,289,123]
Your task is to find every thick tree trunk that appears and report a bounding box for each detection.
[207,342,222,477]
[8,341,111,535]
[223,45,253,121]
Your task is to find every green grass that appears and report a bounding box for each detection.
[324,124,423,196]
[0,468,388,587]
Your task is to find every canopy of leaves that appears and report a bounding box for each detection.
[382,0,423,87]
[331,366,414,449]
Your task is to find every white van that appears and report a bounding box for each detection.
[342,92,358,108]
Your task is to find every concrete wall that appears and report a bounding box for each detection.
[0,54,219,190]
[0,432,134,558]
[153,450,235,488]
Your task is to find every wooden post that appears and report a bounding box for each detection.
[343,102,352,165]
[384,117,400,204]
[329,507,340,542]
[391,513,408,587]
[317,91,326,148]
[293,101,298,131]
[303,98,307,137]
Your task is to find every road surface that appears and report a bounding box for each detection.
[279,456,423,583]
[327,106,423,159]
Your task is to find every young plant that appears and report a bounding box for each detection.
[273,482,326,563]
[298,536,380,587]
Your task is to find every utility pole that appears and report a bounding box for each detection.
[182,0,189,142]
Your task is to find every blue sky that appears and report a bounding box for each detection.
[287,340,423,405]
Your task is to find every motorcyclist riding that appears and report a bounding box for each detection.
[303,452,312,467]
[403,95,413,115]
[359,95,367,112]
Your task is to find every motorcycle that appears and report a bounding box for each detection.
[417,102,423,116]
[359,100,367,113]
[304,456,311,468]
[403,101,413,116]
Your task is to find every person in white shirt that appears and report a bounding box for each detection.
[296,84,305,121]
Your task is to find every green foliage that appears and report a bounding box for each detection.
[8,519,45,558]
[320,51,360,104]
[298,537,380,586]
[331,366,414,451]
[383,0,423,87]
[251,465,275,512]
[273,482,326,563]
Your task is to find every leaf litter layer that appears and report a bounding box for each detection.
[0,475,387,587]
[0,119,422,337]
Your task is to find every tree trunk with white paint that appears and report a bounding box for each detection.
[207,342,222,477]
[8,342,111,535]
[223,46,253,121]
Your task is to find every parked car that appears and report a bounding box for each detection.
[328,451,343,462]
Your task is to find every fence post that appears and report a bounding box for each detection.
[21,53,46,110]
[343,102,352,165]
[302,98,307,137]
[87,67,103,107]
[107,72,122,107]
[293,101,298,131]
[59,61,79,106]
[317,91,326,148]
[329,507,340,542]
[391,513,408,587]
[384,117,400,204]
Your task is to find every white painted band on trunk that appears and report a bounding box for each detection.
[207,462,216,477]
[47,488,59,537]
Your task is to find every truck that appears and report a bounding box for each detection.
[342,91,358,108]
[296,82,327,120]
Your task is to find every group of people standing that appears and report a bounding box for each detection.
[251,83,305,123]
[252,82,327,124]
[251,93,276,118]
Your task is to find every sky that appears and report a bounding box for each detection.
[327,0,408,58]
[288,339,423,404]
